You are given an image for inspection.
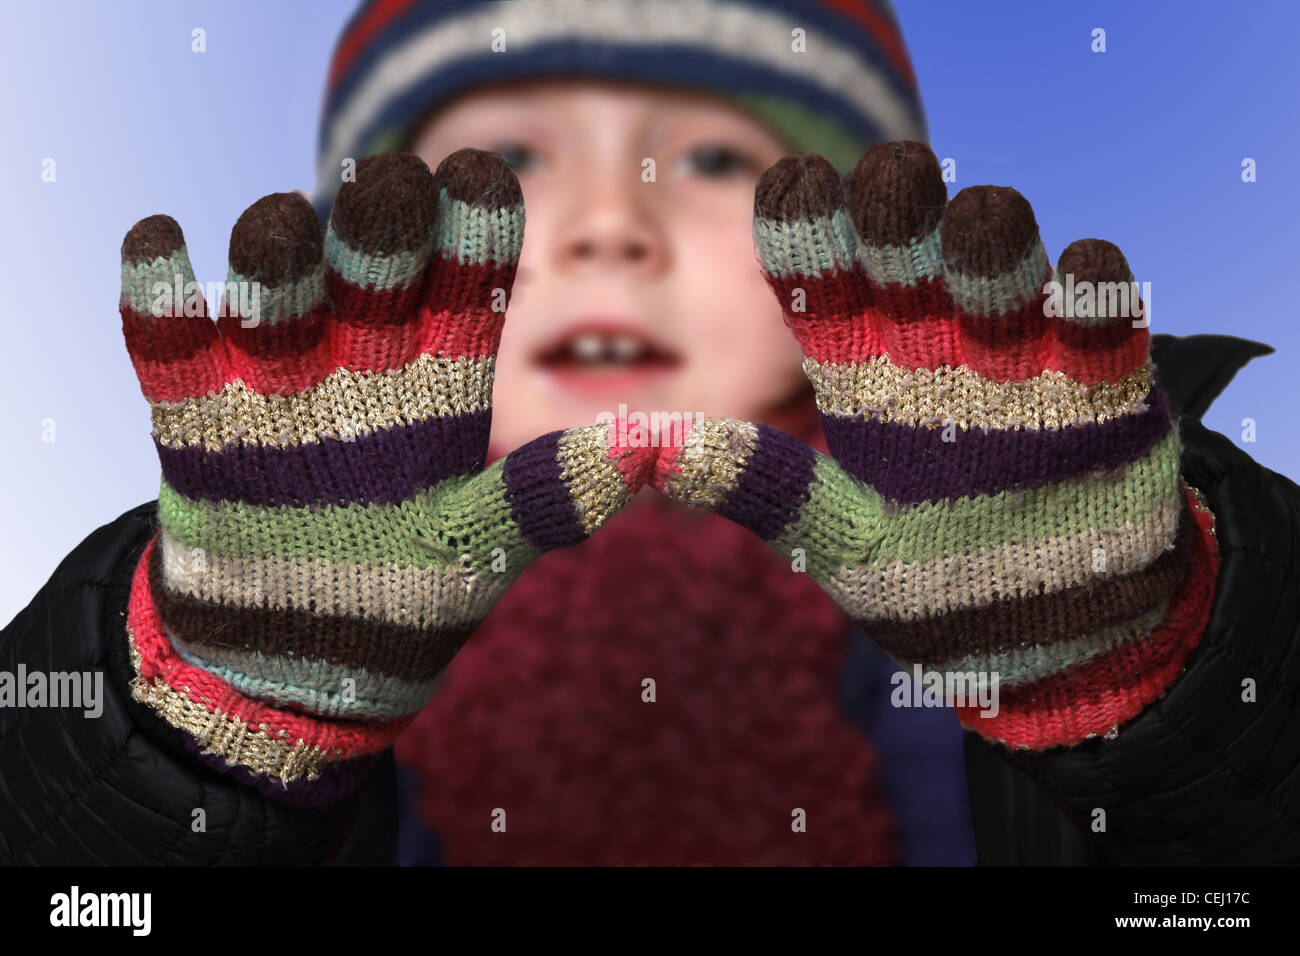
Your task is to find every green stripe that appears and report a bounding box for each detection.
[158,461,539,572]
[171,639,438,720]
[773,428,1182,580]
[435,192,524,264]
[730,93,871,174]
[120,246,198,317]
[753,209,860,278]
[324,228,430,291]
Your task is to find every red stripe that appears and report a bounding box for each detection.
[1049,318,1150,386]
[818,0,918,90]
[762,269,1156,386]
[764,269,877,362]
[872,278,960,370]
[129,353,228,404]
[955,484,1219,750]
[121,305,228,402]
[121,305,218,364]
[328,1,917,102]
[327,270,426,328]
[218,306,336,395]
[418,307,505,362]
[328,0,416,93]
[422,255,519,319]
[955,295,1053,381]
[217,304,330,360]
[765,268,872,321]
[324,258,516,372]
[126,537,410,757]
[416,255,516,359]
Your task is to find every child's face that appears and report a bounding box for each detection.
[409,78,807,458]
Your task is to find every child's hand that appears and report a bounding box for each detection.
[118,150,654,796]
[650,142,1219,751]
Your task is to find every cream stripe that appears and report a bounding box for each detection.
[806,354,1154,430]
[151,352,494,450]
[317,0,924,192]
[158,529,502,629]
[823,487,1183,622]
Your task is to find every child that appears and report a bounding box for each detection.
[314,0,968,865]
[2,0,1295,867]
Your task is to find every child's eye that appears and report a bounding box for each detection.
[679,144,757,178]
[489,141,541,174]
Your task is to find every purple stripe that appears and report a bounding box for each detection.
[502,429,586,552]
[157,409,490,507]
[718,424,820,541]
[820,382,1172,506]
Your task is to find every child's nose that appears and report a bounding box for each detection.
[553,184,669,277]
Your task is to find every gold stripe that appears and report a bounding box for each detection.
[127,628,347,783]
[151,352,494,450]
[557,423,634,535]
[805,354,1153,431]
[662,418,759,507]
[1184,479,1217,540]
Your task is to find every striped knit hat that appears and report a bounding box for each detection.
[313,0,928,220]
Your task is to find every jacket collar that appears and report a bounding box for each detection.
[1149,333,1275,420]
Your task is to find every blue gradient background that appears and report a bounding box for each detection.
[2,0,1297,620]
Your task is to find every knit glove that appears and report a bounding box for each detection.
[118,150,654,803]
[651,142,1220,750]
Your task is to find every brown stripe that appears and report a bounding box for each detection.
[431,147,523,210]
[228,192,323,284]
[147,545,472,682]
[122,214,185,264]
[845,140,946,246]
[754,153,843,222]
[1056,238,1132,291]
[866,496,1199,664]
[941,185,1040,278]
[330,152,437,255]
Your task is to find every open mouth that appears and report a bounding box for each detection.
[533,322,683,374]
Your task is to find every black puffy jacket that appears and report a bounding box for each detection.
[2,333,1296,866]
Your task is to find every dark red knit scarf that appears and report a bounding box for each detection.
[394,485,900,865]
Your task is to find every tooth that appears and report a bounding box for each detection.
[573,334,604,360]
[611,335,643,361]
